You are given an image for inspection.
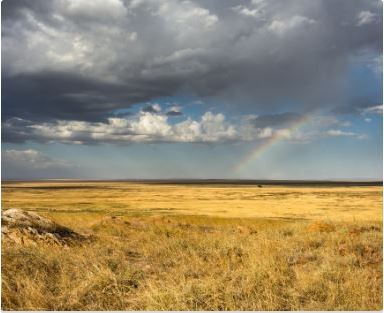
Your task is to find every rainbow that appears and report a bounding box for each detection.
[234,114,312,173]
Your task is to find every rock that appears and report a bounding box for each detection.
[27,226,38,235]
[2,208,88,246]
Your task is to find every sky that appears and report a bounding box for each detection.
[1,0,383,180]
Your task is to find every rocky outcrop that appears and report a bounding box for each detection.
[1,208,87,245]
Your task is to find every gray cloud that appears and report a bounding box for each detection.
[2,148,98,180]
[1,149,77,179]
[249,112,303,128]
[2,0,382,142]
[332,101,383,115]
[2,149,71,169]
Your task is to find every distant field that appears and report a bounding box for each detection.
[2,181,382,222]
[2,181,383,310]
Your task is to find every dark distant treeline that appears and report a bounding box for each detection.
[3,179,382,187]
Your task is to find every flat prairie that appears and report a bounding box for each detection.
[1,181,383,310]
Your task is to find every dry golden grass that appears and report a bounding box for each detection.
[1,181,383,310]
[2,181,382,222]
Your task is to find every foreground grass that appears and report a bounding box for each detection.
[2,215,382,310]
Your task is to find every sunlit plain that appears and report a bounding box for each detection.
[1,181,382,310]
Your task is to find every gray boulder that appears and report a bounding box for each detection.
[2,208,87,245]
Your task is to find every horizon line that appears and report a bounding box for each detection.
[2,178,382,184]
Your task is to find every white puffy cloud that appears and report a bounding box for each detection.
[3,111,366,145]
[24,112,239,144]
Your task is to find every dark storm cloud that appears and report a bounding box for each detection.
[2,71,174,122]
[1,118,35,144]
[2,0,382,143]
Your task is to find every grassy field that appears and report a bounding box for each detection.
[1,181,383,310]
